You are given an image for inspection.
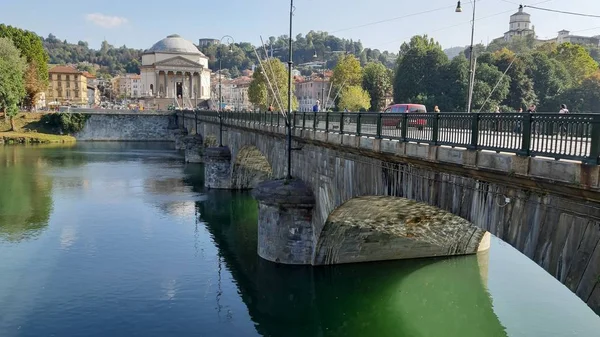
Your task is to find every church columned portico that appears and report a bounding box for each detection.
[153,70,201,99]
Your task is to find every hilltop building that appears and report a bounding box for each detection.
[497,5,600,47]
[198,38,219,47]
[503,5,535,42]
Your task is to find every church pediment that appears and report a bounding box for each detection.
[154,56,202,68]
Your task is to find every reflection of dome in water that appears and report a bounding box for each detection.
[146,34,204,55]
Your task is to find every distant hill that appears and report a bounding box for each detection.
[42,34,143,77]
[443,46,465,59]
[41,31,399,78]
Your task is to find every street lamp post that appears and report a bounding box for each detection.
[456,0,476,113]
[218,35,234,147]
[286,0,294,180]
[313,51,326,111]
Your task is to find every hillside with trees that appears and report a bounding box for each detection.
[42,34,143,77]
[393,35,600,112]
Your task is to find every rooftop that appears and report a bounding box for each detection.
[49,66,82,74]
[146,34,205,56]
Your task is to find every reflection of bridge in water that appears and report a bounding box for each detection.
[196,188,508,337]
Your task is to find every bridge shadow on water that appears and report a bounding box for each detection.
[190,164,509,337]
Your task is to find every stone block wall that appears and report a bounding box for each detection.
[76,113,177,141]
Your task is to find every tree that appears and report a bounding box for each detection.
[436,55,469,111]
[492,49,536,109]
[248,58,298,111]
[551,43,598,85]
[0,24,49,108]
[331,54,363,95]
[0,37,27,130]
[529,51,569,111]
[560,71,600,112]
[362,62,391,111]
[394,35,449,109]
[471,62,510,112]
[124,59,140,74]
[338,85,371,112]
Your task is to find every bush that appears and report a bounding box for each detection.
[41,112,88,134]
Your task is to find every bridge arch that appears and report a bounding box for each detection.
[231,145,273,189]
[313,196,489,265]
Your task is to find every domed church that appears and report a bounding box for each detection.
[140,34,211,109]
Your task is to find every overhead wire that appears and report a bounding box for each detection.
[329,3,465,34]
[523,5,600,19]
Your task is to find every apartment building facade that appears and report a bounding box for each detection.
[46,66,89,106]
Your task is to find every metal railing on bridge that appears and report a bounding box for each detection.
[189,110,600,165]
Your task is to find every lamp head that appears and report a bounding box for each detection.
[455,1,463,12]
[313,50,318,58]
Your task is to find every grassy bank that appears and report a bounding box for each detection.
[0,113,76,144]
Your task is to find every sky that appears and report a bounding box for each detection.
[1,0,600,52]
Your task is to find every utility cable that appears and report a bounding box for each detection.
[524,5,600,19]
[330,4,461,34]
[252,47,286,117]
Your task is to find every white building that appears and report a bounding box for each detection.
[140,34,211,109]
[211,76,253,111]
[503,5,535,42]
[113,74,142,98]
[556,30,600,46]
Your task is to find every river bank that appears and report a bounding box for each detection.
[0,112,75,144]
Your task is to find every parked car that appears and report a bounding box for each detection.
[382,104,427,129]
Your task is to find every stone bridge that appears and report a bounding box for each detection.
[179,110,600,314]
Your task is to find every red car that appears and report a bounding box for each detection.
[383,104,427,129]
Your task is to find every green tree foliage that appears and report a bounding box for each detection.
[0,24,49,107]
[0,37,27,130]
[394,35,449,108]
[362,62,391,111]
[41,112,89,134]
[338,86,371,112]
[560,71,600,112]
[551,43,598,84]
[248,58,297,111]
[435,54,468,112]
[43,34,143,76]
[198,31,397,78]
[391,33,600,112]
[491,49,536,110]
[471,63,511,112]
[332,54,363,98]
[528,51,569,111]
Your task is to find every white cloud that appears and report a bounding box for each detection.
[85,13,128,28]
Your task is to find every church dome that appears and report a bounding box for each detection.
[146,34,204,55]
